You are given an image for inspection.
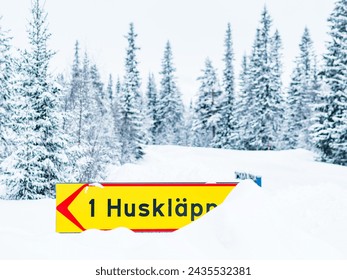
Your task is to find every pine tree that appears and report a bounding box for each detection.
[2,0,68,199]
[145,73,158,144]
[246,8,284,150]
[285,28,317,149]
[62,41,82,136]
[109,76,121,143]
[57,73,73,136]
[119,23,145,163]
[115,76,122,98]
[192,58,222,147]
[241,29,261,149]
[269,29,285,148]
[69,40,81,109]
[214,23,237,149]
[112,76,122,135]
[107,74,114,101]
[235,54,252,149]
[311,56,322,106]
[77,52,93,145]
[90,63,106,114]
[156,41,185,145]
[184,100,194,146]
[1,68,44,199]
[311,0,347,165]
[0,18,13,159]
[123,23,142,106]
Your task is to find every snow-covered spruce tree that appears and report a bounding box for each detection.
[119,23,145,163]
[111,76,122,141]
[68,40,82,110]
[183,100,194,146]
[145,73,158,144]
[107,74,114,101]
[240,29,262,150]
[123,23,142,106]
[310,0,347,165]
[235,54,252,150]
[115,76,122,98]
[56,74,69,130]
[214,23,237,149]
[245,8,284,150]
[156,41,185,145]
[73,52,92,146]
[310,83,334,162]
[106,73,122,147]
[270,29,285,149]
[111,76,122,134]
[311,56,322,106]
[1,65,44,199]
[90,64,108,118]
[284,28,317,149]
[0,18,14,160]
[2,0,68,199]
[192,58,222,147]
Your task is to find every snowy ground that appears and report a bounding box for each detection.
[0,145,346,259]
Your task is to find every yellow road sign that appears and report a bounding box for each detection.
[56,182,238,233]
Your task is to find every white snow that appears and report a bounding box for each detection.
[0,145,346,259]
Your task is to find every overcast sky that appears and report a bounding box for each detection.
[0,0,336,104]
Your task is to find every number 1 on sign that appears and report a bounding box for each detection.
[89,199,95,217]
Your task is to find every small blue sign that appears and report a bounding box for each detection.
[235,171,262,187]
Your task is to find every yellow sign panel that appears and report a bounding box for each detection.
[56,183,237,233]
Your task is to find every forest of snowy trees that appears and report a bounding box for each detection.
[0,0,346,199]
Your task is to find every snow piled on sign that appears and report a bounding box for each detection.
[0,145,346,259]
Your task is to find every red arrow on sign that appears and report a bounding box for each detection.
[56,184,88,231]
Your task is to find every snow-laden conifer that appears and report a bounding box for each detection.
[214,23,237,149]
[285,28,318,149]
[311,0,347,165]
[192,58,222,147]
[156,41,185,145]
[2,0,68,199]
[0,18,14,159]
[245,8,284,150]
[118,23,145,163]
[145,73,158,144]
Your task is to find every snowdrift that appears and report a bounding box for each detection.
[0,145,346,259]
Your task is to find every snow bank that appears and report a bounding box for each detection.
[0,145,346,259]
